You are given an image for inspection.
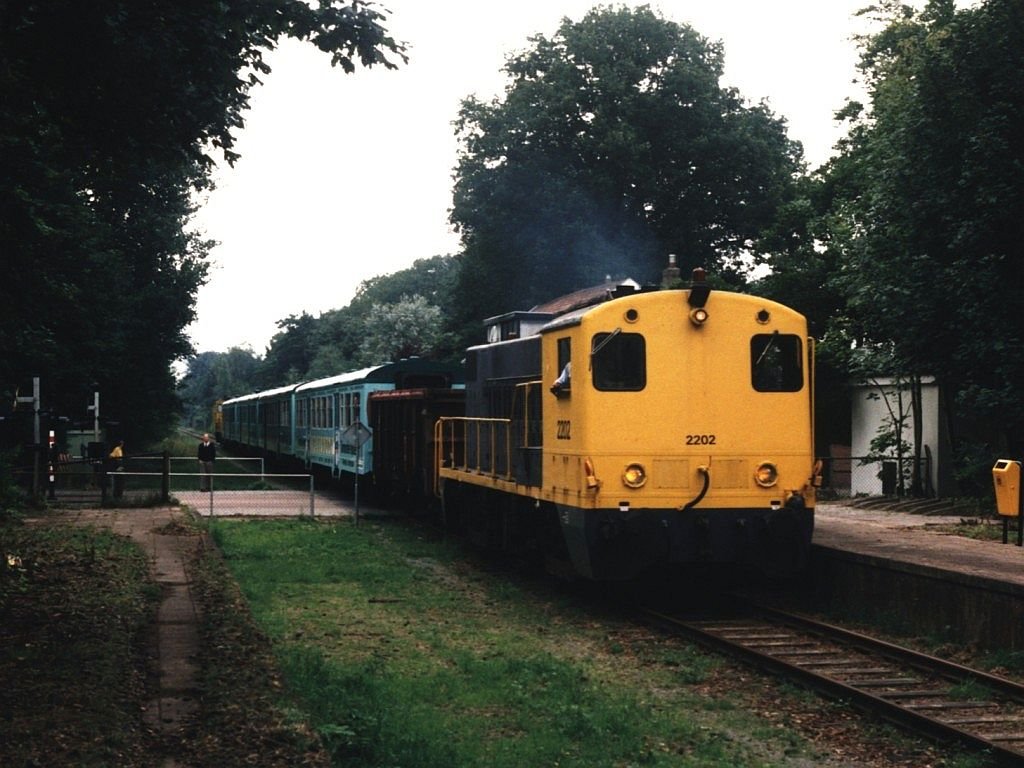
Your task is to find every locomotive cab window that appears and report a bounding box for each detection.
[751,333,803,392]
[592,331,646,391]
[551,337,572,394]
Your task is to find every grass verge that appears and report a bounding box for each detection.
[178,527,331,767]
[207,516,950,768]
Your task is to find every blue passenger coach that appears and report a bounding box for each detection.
[295,359,463,478]
[260,383,301,459]
[222,359,463,482]
[220,383,300,459]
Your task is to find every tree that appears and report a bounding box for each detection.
[349,255,460,312]
[261,313,320,386]
[177,348,262,430]
[357,295,444,365]
[0,1,404,446]
[814,0,1024,487]
[448,5,802,348]
[308,255,462,375]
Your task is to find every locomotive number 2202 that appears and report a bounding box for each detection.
[556,420,571,439]
[685,433,716,445]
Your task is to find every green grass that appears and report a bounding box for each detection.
[207,518,831,767]
[2,510,973,766]
[931,517,1010,542]
[978,648,1024,676]
[947,679,992,702]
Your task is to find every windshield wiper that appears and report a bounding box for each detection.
[590,328,622,369]
[755,330,780,367]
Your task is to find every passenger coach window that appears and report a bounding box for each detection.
[592,332,646,391]
[751,333,803,392]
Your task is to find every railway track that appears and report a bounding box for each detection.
[640,603,1024,764]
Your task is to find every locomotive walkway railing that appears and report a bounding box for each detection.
[435,416,514,487]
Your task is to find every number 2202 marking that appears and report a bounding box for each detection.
[557,420,571,439]
[686,434,716,445]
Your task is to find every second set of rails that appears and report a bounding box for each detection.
[642,602,1024,765]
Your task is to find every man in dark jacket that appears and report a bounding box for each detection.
[197,433,216,491]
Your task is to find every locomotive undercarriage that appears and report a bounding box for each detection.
[439,480,571,572]
[556,503,815,581]
[440,478,813,581]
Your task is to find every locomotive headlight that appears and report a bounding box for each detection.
[622,463,648,488]
[755,462,779,487]
[689,307,709,326]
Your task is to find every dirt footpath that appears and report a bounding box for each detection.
[54,507,203,768]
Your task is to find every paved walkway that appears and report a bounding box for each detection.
[175,488,372,517]
[816,501,1024,589]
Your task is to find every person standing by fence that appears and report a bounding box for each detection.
[108,440,125,498]
[197,433,216,491]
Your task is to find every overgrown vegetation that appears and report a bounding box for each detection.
[1,1,405,447]
[181,530,331,767]
[935,518,1009,543]
[0,520,159,766]
[209,518,739,766]
[0,513,337,767]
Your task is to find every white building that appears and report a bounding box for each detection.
[849,376,951,497]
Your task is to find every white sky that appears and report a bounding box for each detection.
[187,0,874,355]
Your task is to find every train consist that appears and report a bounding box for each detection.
[220,359,463,483]
[220,268,820,580]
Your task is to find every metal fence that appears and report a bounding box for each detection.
[174,474,319,517]
[137,455,267,477]
[7,454,325,517]
[817,454,934,500]
[8,450,937,510]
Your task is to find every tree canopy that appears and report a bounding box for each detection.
[757,0,1024,488]
[447,4,803,347]
[0,1,403,446]
[179,256,458,421]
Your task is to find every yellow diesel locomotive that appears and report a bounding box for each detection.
[435,269,819,580]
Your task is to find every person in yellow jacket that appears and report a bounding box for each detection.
[108,440,125,498]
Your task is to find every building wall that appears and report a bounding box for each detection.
[850,377,944,496]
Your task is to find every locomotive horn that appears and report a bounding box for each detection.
[688,267,711,308]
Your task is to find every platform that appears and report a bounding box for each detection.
[811,502,1024,650]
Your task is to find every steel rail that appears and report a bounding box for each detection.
[639,605,1024,765]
